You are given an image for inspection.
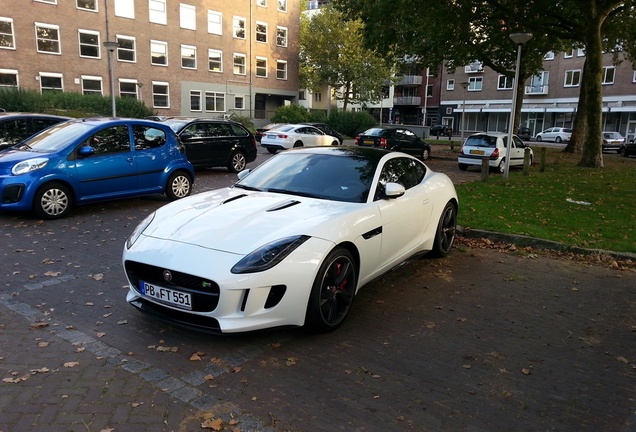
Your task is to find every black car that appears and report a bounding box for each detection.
[430,124,453,137]
[620,139,636,158]
[151,117,257,172]
[354,126,431,160]
[254,123,285,143]
[302,122,344,144]
[0,112,71,150]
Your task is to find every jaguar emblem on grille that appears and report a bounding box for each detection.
[163,270,172,282]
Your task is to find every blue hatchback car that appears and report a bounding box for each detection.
[0,117,195,219]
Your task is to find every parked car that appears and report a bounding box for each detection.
[122,146,458,333]
[255,123,285,143]
[620,139,636,157]
[354,126,431,160]
[260,124,340,154]
[601,131,625,153]
[0,112,71,151]
[302,122,344,144]
[503,126,532,140]
[151,117,257,172]
[0,117,194,219]
[458,132,533,173]
[430,124,453,137]
[535,127,572,143]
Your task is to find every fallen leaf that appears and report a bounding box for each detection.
[96,332,106,338]
[44,271,61,277]
[30,322,49,329]
[131,402,143,408]
[204,374,215,381]
[616,356,629,364]
[201,418,223,430]
[64,362,79,368]
[90,273,105,281]
[463,365,472,369]
[285,357,297,366]
[190,353,203,361]
[521,368,531,375]
[37,341,50,347]
[31,368,50,374]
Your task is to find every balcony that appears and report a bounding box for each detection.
[525,85,549,95]
[464,61,484,73]
[395,75,423,86]
[394,96,421,106]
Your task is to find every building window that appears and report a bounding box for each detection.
[564,69,581,87]
[278,0,287,12]
[76,0,97,12]
[152,82,169,108]
[81,76,102,95]
[0,69,19,87]
[116,35,136,62]
[0,18,15,50]
[633,70,636,83]
[35,0,57,4]
[314,92,322,102]
[190,90,201,111]
[78,30,100,58]
[577,48,585,56]
[256,57,267,77]
[39,73,63,92]
[35,23,61,54]
[255,22,267,43]
[233,53,246,75]
[114,0,134,19]
[497,75,513,90]
[208,49,222,72]
[276,60,287,80]
[119,80,138,98]
[257,0,266,6]
[205,91,225,112]
[602,66,615,85]
[276,26,288,47]
[180,3,196,30]
[208,11,222,35]
[426,84,433,97]
[299,90,305,100]
[468,76,482,91]
[544,51,554,60]
[234,95,244,110]
[233,17,246,39]
[149,0,167,25]
[446,79,454,90]
[564,50,574,58]
[150,40,168,66]
[181,44,196,69]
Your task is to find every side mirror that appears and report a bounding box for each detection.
[383,182,405,199]
[78,146,95,157]
[237,169,251,180]
[180,132,193,140]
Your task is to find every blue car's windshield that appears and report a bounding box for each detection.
[19,121,94,153]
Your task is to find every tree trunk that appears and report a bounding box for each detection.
[565,58,588,154]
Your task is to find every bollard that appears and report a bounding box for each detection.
[481,157,489,181]
[540,147,546,172]
[522,147,531,176]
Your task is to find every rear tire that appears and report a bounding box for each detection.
[293,141,304,148]
[458,163,468,171]
[555,136,562,143]
[536,136,542,142]
[227,151,247,173]
[267,148,278,154]
[305,247,357,333]
[430,201,457,258]
[331,140,339,146]
[34,182,72,220]
[166,171,191,200]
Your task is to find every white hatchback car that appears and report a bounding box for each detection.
[260,124,340,154]
[535,127,572,143]
[458,132,533,173]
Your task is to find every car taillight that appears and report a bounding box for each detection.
[491,148,500,159]
[354,136,359,145]
[379,138,387,148]
[603,139,608,144]
[276,134,288,139]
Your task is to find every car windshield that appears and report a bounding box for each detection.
[235,150,378,203]
[603,132,622,139]
[464,135,497,147]
[17,121,94,153]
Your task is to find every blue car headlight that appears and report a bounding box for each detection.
[12,157,49,175]
[231,235,310,274]
[126,212,156,249]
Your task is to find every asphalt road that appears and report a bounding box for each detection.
[1,147,635,432]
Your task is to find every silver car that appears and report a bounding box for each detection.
[601,131,625,152]
[535,127,572,143]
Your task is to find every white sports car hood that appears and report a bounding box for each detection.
[142,188,355,254]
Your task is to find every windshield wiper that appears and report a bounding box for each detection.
[233,183,261,192]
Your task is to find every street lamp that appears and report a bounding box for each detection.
[103,40,119,117]
[504,32,533,179]
[460,81,469,142]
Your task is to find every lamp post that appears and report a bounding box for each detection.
[504,32,533,180]
[103,40,119,117]
[460,81,469,142]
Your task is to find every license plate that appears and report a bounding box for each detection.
[140,280,192,310]
[364,140,375,145]
[470,149,485,155]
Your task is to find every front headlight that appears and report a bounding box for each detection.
[12,158,49,175]
[126,212,156,249]
[231,235,310,274]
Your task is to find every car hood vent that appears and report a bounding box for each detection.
[267,199,301,212]
[221,194,248,205]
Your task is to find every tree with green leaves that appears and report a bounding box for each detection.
[334,0,636,168]
[300,6,392,111]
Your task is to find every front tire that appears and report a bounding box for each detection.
[228,151,247,173]
[166,171,191,200]
[555,136,562,143]
[496,159,505,173]
[536,135,542,142]
[293,141,304,148]
[430,201,457,258]
[305,247,357,333]
[422,147,430,160]
[34,182,72,219]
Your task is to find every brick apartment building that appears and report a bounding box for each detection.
[0,0,300,124]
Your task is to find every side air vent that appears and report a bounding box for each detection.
[267,200,301,212]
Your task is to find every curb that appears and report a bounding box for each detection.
[457,225,636,262]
